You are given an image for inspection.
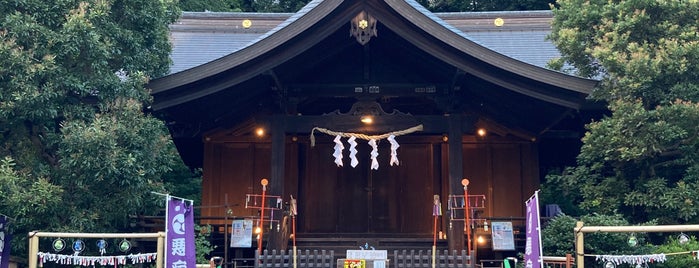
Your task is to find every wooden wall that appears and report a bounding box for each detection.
[201,135,539,235]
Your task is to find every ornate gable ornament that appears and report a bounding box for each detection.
[350,10,377,45]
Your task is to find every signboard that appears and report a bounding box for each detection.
[230,219,253,248]
[491,221,515,251]
[345,250,388,268]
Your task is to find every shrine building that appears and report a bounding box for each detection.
[148,0,599,257]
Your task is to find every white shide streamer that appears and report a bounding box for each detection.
[333,135,344,167]
[348,136,358,167]
[368,139,379,170]
[387,135,399,166]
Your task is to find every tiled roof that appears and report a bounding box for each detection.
[168,9,560,74]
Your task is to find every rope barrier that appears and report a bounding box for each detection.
[310,124,423,147]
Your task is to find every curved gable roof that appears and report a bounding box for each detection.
[149,0,597,111]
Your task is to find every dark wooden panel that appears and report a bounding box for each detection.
[333,142,369,233]
[299,142,345,232]
[202,143,256,224]
[520,143,540,213]
[299,139,439,234]
[252,143,272,195]
[491,144,523,217]
[373,143,434,233]
[396,143,435,233]
[462,143,490,216]
[284,142,300,208]
[202,141,300,224]
[462,144,489,193]
[201,141,220,225]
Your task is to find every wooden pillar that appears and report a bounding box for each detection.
[447,115,465,252]
[268,116,287,250]
[28,232,39,268]
[157,231,165,268]
[575,221,584,267]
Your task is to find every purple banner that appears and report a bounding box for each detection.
[0,216,11,268]
[524,191,543,268]
[166,197,195,268]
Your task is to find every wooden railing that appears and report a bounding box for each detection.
[255,249,334,268]
[392,250,473,268]
[254,249,474,268]
[542,254,574,268]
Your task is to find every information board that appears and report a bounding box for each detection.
[491,221,515,251]
[230,219,253,248]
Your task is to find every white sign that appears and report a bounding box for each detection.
[230,219,253,248]
[491,221,516,251]
[346,250,388,260]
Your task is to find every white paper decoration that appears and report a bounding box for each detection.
[333,135,344,167]
[348,136,359,167]
[388,135,400,166]
[368,139,379,170]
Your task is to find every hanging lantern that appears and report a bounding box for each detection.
[628,234,638,247]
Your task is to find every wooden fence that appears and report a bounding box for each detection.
[255,250,334,268]
[393,250,473,268]
[255,249,472,268]
[543,255,574,268]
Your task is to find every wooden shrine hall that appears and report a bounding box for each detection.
[148,0,598,256]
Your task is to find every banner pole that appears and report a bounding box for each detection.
[258,179,268,256]
[433,215,437,268]
[432,194,441,268]
[291,195,298,268]
[293,216,297,268]
[164,194,170,268]
[462,179,472,255]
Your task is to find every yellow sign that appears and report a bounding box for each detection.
[344,259,365,268]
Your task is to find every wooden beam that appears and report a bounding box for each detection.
[288,83,448,98]
[277,114,475,134]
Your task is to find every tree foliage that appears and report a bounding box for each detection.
[542,214,653,257]
[0,0,185,252]
[546,0,699,223]
[416,0,553,12]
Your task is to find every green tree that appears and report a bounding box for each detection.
[179,0,243,12]
[415,0,554,12]
[542,214,653,256]
[546,0,699,224]
[249,0,310,12]
[0,0,186,252]
[178,0,311,12]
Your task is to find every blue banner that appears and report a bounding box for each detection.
[166,197,195,268]
[524,191,543,268]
